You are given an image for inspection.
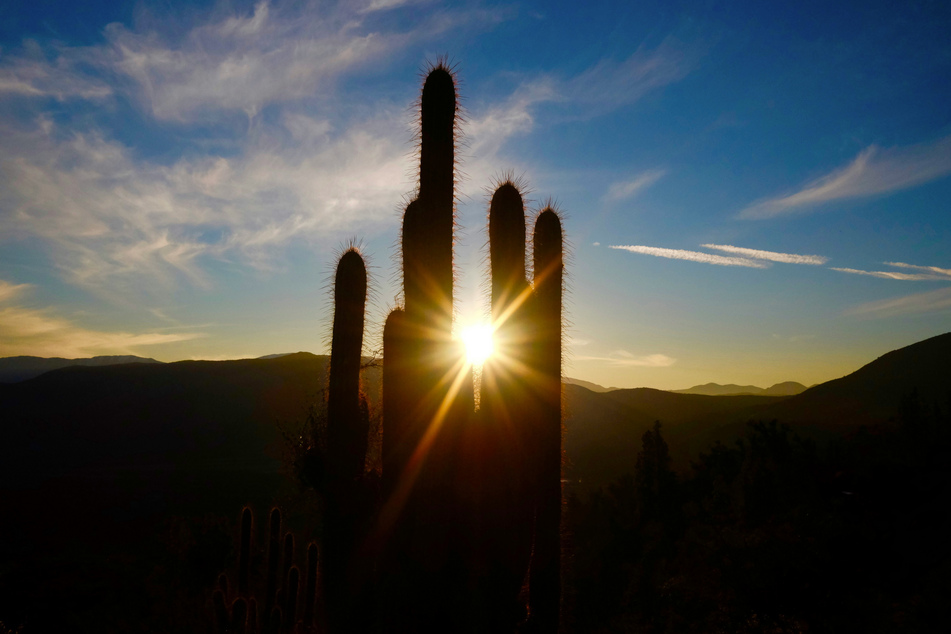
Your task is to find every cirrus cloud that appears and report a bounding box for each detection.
[701,244,828,265]
[0,279,201,357]
[738,134,951,219]
[576,350,677,367]
[610,245,770,268]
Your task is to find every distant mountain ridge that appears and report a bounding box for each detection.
[2,333,948,490]
[0,355,162,383]
[565,332,950,485]
[563,377,619,392]
[673,381,807,396]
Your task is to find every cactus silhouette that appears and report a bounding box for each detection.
[238,507,252,597]
[529,207,564,631]
[352,63,564,631]
[378,64,564,630]
[302,542,319,627]
[214,62,566,633]
[214,506,315,634]
[264,508,281,621]
[323,246,374,631]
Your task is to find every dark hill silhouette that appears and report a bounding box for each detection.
[4,334,947,493]
[763,380,808,396]
[565,332,951,485]
[564,385,784,487]
[672,381,807,396]
[0,354,161,383]
[755,331,951,424]
[1,334,948,630]
[673,382,763,395]
[0,353,339,483]
[563,376,618,392]
[675,332,951,459]
[0,352,385,632]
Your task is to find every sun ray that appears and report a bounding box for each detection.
[375,352,471,538]
[461,323,494,366]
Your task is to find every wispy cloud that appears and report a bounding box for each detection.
[604,170,666,202]
[463,35,695,180]
[831,267,951,281]
[885,261,951,278]
[739,134,951,219]
[0,113,411,289]
[0,280,32,303]
[462,78,558,186]
[846,286,951,318]
[566,36,695,116]
[576,350,677,367]
[361,0,429,13]
[0,1,480,121]
[0,281,200,357]
[0,48,113,100]
[0,3,699,297]
[702,244,828,265]
[104,1,474,121]
[610,245,769,268]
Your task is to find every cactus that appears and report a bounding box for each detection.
[323,246,372,631]
[377,64,475,630]
[212,508,256,634]
[282,566,300,633]
[238,507,252,597]
[369,64,565,631]
[213,507,312,634]
[528,207,564,631]
[213,62,567,633]
[326,248,369,485]
[302,543,319,626]
[264,508,281,621]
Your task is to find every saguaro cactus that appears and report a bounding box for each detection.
[529,207,564,631]
[324,247,371,631]
[316,63,565,632]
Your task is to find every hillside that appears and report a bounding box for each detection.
[672,381,807,396]
[563,385,784,486]
[0,354,162,383]
[565,332,951,484]
[1,334,948,630]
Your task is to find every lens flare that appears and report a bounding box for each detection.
[461,324,494,366]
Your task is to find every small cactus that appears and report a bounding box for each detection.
[264,508,281,621]
[302,543,319,626]
[238,507,252,597]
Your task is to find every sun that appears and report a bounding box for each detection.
[461,323,495,366]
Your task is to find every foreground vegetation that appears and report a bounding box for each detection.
[566,392,951,633]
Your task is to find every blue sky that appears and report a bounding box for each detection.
[1,0,949,390]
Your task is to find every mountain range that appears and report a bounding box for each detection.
[0,354,161,383]
[671,380,808,396]
[1,355,806,397]
[1,332,947,631]
[2,332,948,489]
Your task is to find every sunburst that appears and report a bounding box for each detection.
[461,323,495,366]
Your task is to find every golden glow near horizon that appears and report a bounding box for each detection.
[461,323,495,367]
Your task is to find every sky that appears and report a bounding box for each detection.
[1,0,949,390]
